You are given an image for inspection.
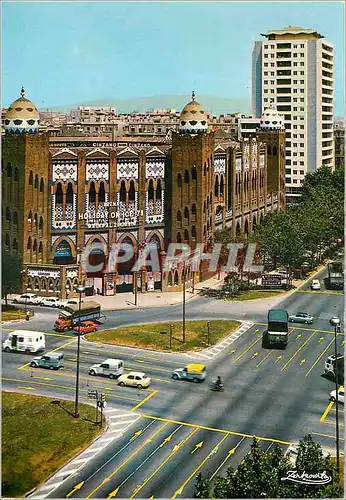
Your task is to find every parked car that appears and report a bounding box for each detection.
[330,388,344,404]
[289,312,314,324]
[310,279,321,291]
[73,320,98,334]
[12,293,42,305]
[40,297,62,308]
[60,298,84,310]
[30,352,64,370]
[117,371,151,389]
[89,359,124,378]
[172,364,207,383]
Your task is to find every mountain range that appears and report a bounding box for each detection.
[55,94,251,115]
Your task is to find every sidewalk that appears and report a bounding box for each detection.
[84,275,225,311]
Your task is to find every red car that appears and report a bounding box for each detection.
[73,320,98,334]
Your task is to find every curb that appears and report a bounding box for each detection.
[27,403,141,499]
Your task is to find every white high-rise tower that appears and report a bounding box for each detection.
[252,26,334,204]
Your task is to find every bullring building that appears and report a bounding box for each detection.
[2,89,286,298]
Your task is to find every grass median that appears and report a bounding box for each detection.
[87,320,241,352]
[1,307,33,322]
[225,289,287,301]
[2,392,104,497]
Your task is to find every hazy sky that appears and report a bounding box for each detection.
[2,1,345,113]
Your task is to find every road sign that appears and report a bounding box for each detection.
[88,390,98,399]
[97,400,107,408]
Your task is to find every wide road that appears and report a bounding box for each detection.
[2,265,344,498]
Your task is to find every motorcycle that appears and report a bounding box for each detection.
[208,381,224,392]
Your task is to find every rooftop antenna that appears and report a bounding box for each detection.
[21,86,25,97]
[191,90,195,101]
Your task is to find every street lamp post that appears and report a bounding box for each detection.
[133,271,138,306]
[207,321,210,346]
[330,316,341,475]
[74,283,86,418]
[182,264,186,343]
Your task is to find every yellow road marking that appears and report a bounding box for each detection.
[210,436,245,480]
[3,377,140,402]
[172,434,229,499]
[305,337,334,377]
[233,337,262,363]
[18,339,76,370]
[256,351,272,368]
[86,422,169,499]
[320,402,334,422]
[132,390,158,411]
[130,428,198,499]
[141,414,291,445]
[253,323,344,335]
[281,331,316,372]
[17,386,35,390]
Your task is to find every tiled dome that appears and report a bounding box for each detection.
[179,92,208,134]
[4,87,39,134]
[260,101,285,131]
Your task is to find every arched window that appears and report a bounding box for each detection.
[13,211,18,226]
[5,234,10,247]
[39,241,43,253]
[184,207,189,222]
[148,179,154,200]
[174,271,179,285]
[184,229,189,241]
[177,210,182,228]
[214,176,219,197]
[39,216,43,230]
[66,182,73,204]
[220,176,224,196]
[28,210,33,223]
[29,171,33,185]
[120,181,126,202]
[56,183,63,204]
[12,238,18,250]
[203,201,206,213]
[99,181,106,203]
[6,207,11,222]
[192,203,197,217]
[89,181,96,203]
[177,232,182,243]
[34,174,39,188]
[192,166,197,181]
[156,179,162,200]
[191,226,197,239]
[33,213,37,225]
[7,163,12,177]
[184,170,189,183]
[168,273,172,286]
[273,146,277,156]
[149,234,161,250]
[14,168,19,182]
[267,145,271,155]
[204,164,206,176]
[39,178,44,192]
[27,236,32,250]
[128,180,135,202]
[177,174,182,187]
[33,239,37,251]
[41,278,47,291]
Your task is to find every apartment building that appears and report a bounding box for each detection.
[252,26,334,204]
[334,121,345,169]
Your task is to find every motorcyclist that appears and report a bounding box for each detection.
[215,375,222,390]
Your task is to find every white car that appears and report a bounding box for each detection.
[40,297,62,308]
[117,371,151,389]
[12,293,42,305]
[310,279,321,290]
[59,299,84,310]
[330,388,344,404]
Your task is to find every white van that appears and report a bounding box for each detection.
[3,330,45,353]
[89,358,124,379]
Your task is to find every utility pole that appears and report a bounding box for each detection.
[330,316,341,475]
[207,321,210,346]
[170,324,173,350]
[74,283,86,418]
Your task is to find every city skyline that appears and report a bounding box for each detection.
[2,1,345,114]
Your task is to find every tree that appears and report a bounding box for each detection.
[2,249,22,305]
[193,435,344,499]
